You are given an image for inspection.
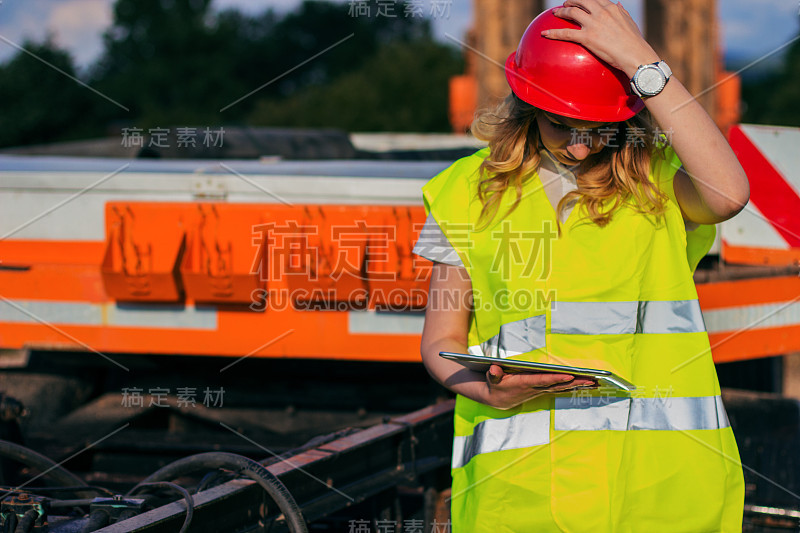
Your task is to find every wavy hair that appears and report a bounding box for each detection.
[469,93,669,232]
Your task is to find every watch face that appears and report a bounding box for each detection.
[636,66,665,96]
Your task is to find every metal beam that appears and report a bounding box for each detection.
[94,401,454,532]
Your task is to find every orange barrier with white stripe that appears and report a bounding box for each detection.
[697,275,800,363]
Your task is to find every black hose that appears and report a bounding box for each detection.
[0,440,85,487]
[128,482,193,533]
[116,509,139,522]
[128,452,308,533]
[13,509,38,533]
[78,509,109,533]
[3,512,17,533]
[196,470,231,492]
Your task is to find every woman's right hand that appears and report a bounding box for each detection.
[484,364,597,410]
[420,263,598,409]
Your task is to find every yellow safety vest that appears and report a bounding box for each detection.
[422,147,744,532]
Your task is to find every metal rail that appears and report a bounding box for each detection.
[93,401,454,532]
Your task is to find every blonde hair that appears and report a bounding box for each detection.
[470,94,669,232]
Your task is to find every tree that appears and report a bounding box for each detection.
[0,0,460,147]
[90,0,243,127]
[247,38,462,132]
[0,40,101,147]
[89,0,436,127]
[741,33,800,127]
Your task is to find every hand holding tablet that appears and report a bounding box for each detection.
[439,351,636,392]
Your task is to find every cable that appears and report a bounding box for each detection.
[13,509,38,533]
[196,470,230,493]
[128,452,308,533]
[128,482,193,533]
[0,440,85,488]
[116,508,139,522]
[2,513,16,533]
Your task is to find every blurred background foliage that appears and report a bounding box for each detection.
[0,0,797,149]
[740,39,800,127]
[0,0,462,147]
[0,42,100,147]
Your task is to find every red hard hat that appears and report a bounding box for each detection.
[505,7,644,122]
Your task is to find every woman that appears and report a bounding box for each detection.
[414,2,748,532]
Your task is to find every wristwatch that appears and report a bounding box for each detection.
[630,60,672,98]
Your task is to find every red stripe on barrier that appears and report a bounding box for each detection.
[729,125,800,247]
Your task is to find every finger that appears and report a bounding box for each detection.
[523,373,575,388]
[571,379,599,388]
[562,0,614,13]
[489,364,505,376]
[547,379,598,392]
[550,377,596,387]
[552,6,592,26]
[560,0,591,14]
[615,2,639,28]
[541,28,583,42]
[614,2,633,21]
[486,364,504,385]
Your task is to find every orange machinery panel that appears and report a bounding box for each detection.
[0,202,436,361]
[449,74,478,134]
[283,205,370,307]
[101,203,194,302]
[180,203,265,304]
[366,206,431,311]
[101,202,436,309]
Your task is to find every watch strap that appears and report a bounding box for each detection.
[657,60,672,79]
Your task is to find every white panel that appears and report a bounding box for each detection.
[719,202,789,249]
[0,166,431,240]
[348,310,425,334]
[350,133,486,152]
[0,299,217,329]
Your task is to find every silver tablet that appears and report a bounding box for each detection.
[439,351,636,392]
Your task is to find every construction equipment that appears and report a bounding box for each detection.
[0,124,799,530]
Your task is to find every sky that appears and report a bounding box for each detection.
[0,0,797,71]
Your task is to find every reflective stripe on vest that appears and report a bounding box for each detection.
[468,299,706,357]
[468,314,546,358]
[452,395,729,469]
[551,299,706,335]
[553,395,730,431]
[452,410,549,469]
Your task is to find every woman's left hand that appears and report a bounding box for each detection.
[544,0,659,77]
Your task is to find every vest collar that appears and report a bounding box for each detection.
[538,144,580,182]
